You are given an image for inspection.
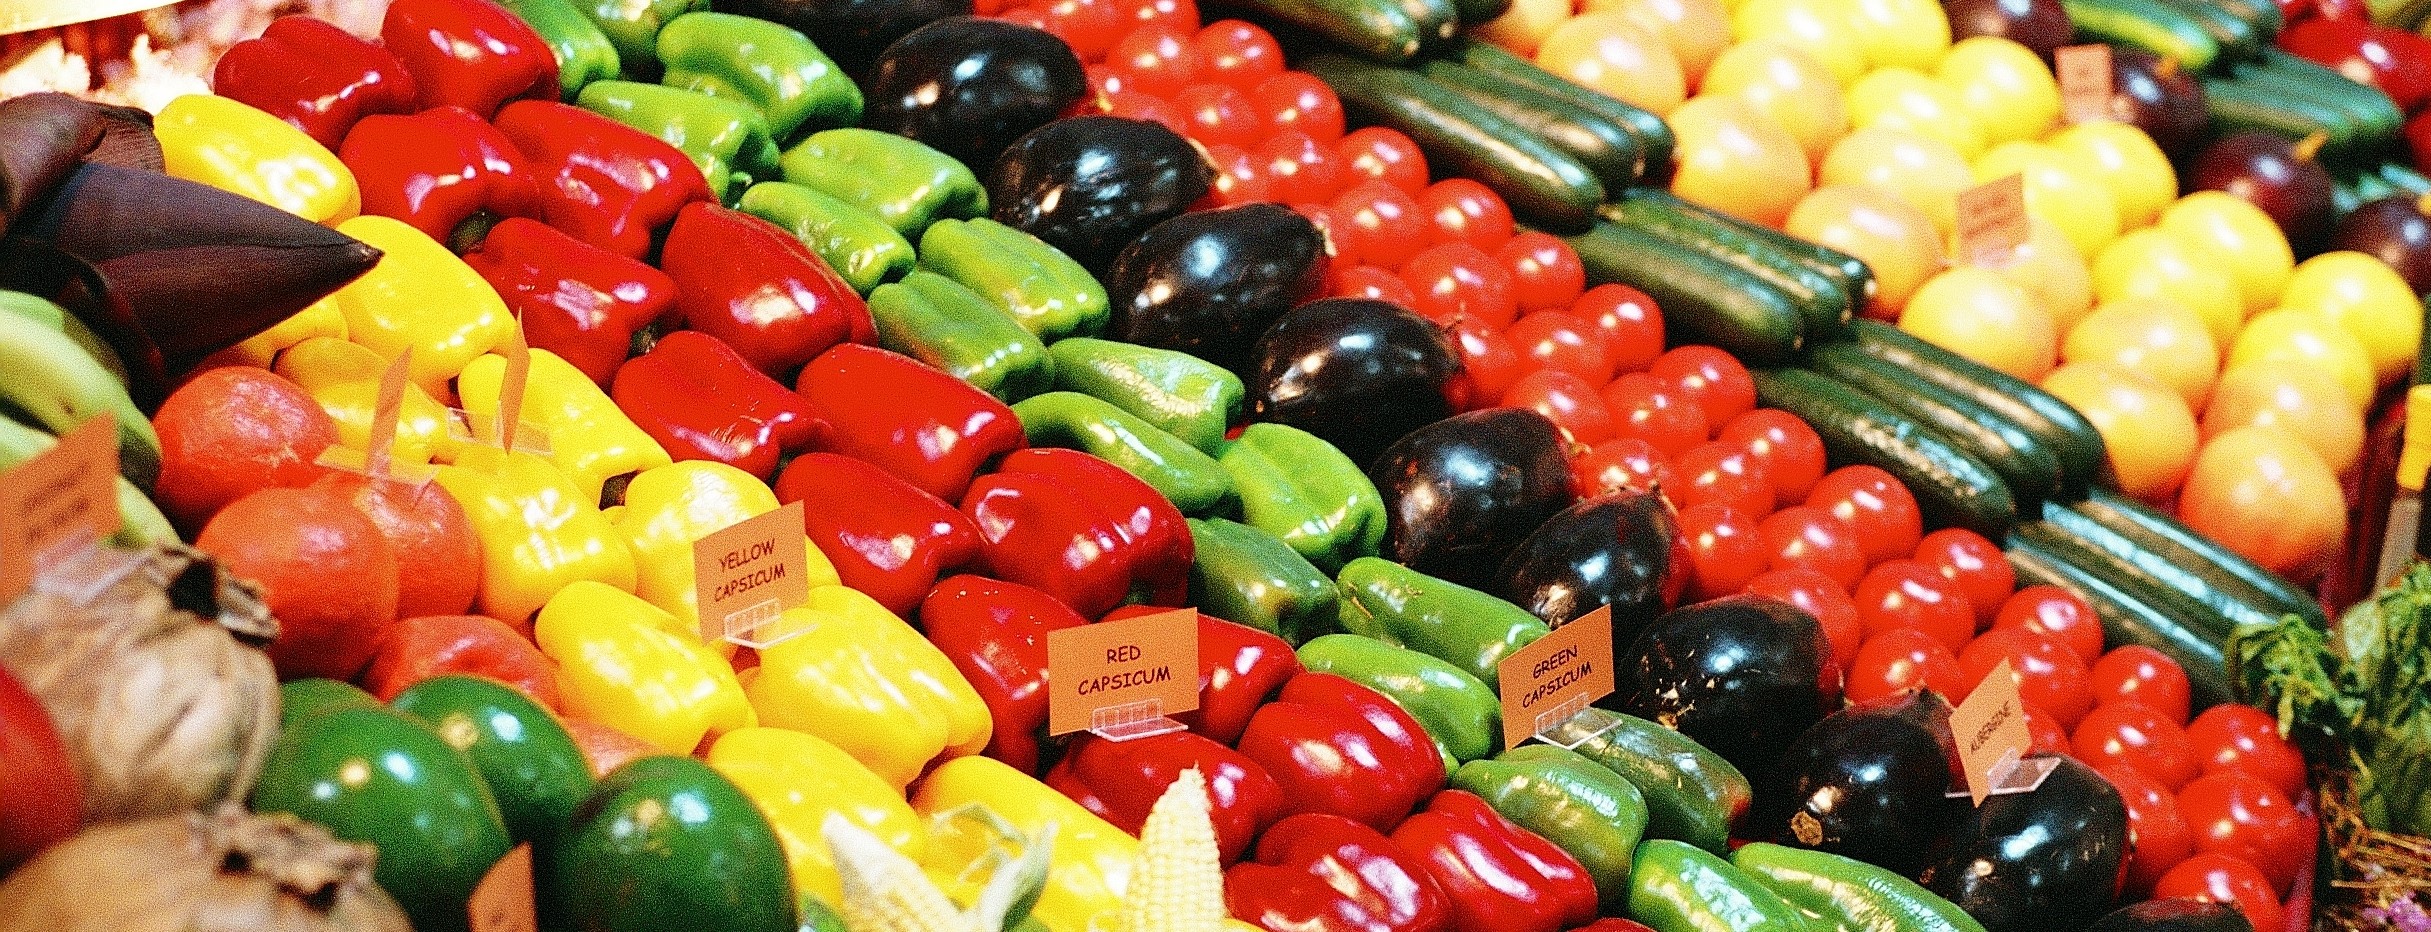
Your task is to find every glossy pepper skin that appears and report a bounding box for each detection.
[464,216,678,386]
[744,585,993,789]
[535,580,756,755]
[363,613,563,709]
[912,755,1137,932]
[1338,557,1550,690]
[579,80,780,202]
[0,663,79,875]
[1450,746,1650,915]
[607,459,841,633]
[495,0,620,98]
[542,755,796,932]
[1046,731,1286,863]
[736,180,914,295]
[155,94,360,225]
[965,447,1194,617]
[1222,423,1388,574]
[392,675,596,845]
[868,270,1055,401]
[1225,812,1453,932]
[661,202,872,380]
[615,331,826,479]
[493,100,714,259]
[775,452,980,616]
[1298,633,1499,767]
[796,343,1027,502]
[658,12,861,141]
[211,15,419,149]
[322,215,517,399]
[1129,607,1304,748]
[1187,517,1342,646]
[780,127,987,237]
[918,574,1090,775]
[434,447,639,624]
[272,336,464,467]
[459,347,675,506]
[1391,790,1600,932]
[340,105,541,243]
[919,218,1109,341]
[383,0,561,117]
[707,726,923,905]
[1628,840,1810,932]
[572,0,702,77]
[1236,673,1447,833]
[1012,391,1234,516]
[1048,337,1243,456]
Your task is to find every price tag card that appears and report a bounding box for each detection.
[692,501,811,644]
[1948,660,2057,804]
[1957,174,2030,268]
[2058,44,2115,125]
[468,844,536,932]
[1047,608,1199,739]
[1497,607,1617,749]
[0,417,121,603]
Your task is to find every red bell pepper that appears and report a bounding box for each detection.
[2278,18,2431,113]
[381,0,558,118]
[2412,110,2431,175]
[917,574,1090,775]
[1226,812,1455,932]
[959,470,1137,620]
[774,452,981,614]
[661,203,875,381]
[0,663,79,874]
[360,614,563,712]
[1389,790,1600,932]
[464,216,677,386]
[797,344,1027,502]
[1105,606,1300,747]
[492,100,714,260]
[615,331,827,480]
[1235,673,1446,834]
[1046,731,1286,863]
[210,16,419,150]
[998,448,1191,608]
[340,105,543,244]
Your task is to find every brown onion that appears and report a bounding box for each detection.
[0,806,411,932]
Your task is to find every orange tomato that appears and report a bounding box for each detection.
[1538,13,1689,114]
[1668,95,1813,227]
[2179,426,2347,580]
[2224,308,2377,411]
[1785,184,1945,315]
[1700,39,1848,162]
[2202,366,2365,475]
[1732,0,1869,82]
[1819,127,1972,234]
[1588,0,1735,83]
[2042,362,2201,501]
[1475,0,1576,57]
[1901,266,2056,380]
[1981,217,2096,334]
[2061,298,2221,408]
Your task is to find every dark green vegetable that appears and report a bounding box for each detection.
[2006,534,2232,710]
[1302,54,1605,232]
[1563,220,1806,364]
[1753,367,2017,538]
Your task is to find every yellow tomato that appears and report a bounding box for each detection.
[1834,0,1951,70]
[2159,191,2293,315]
[1846,67,1987,159]
[1475,0,1577,57]
[1819,127,1974,234]
[1786,184,1947,315]
[1902,266,2057,380]
[2049,121,2177,229]
[2091,229,2244,348]
[2179,426,2347,580]
[1982,217,2096,334]
[2203,366,2365,475]
[2225,308,2378,410]
[1731,0,1869,82]
[1589,0,1735,84]
[1973,140,2121,258]
[1933,37,2060,145]
[2042,361,2201,501]
[1539,13,1690,115]
[1700,40,1848,163]
[1669,95,1814,227]
[2280,251,2421,387]
[2062,297,2221,408]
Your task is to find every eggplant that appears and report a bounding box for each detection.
[1251,297,1461,469]
[709,0,971,80]
[1915,756,2129,932]
[2086,900,2253,932]
[2107,48,2209,156]
[1604,595,1830,785]
[1751,690,1961,875]
[1941,0,2072,59]
[1496,490,1677,630]
[988,115,1212,273]
[1369,409,1573,589]
[862,17,1084,169]
[2332,195,2431,294]
[2193,132,2338,253]
[1105,204,1329,377]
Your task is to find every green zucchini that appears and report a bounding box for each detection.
[1841,320,2107,500]
[2206,0,2284,40]
[2069,489,2330,628]
[1302,54,1605,232]
[1453,0,1513,25]
[1416,57,1651,190]
[1619,187,1878,310]
[2063,0,2220,72]
[1805,341,2062,510]
[1601,197,1855,341]
[2010,517,2251,644]
[1221,0,1457,62]
[1562,220,1806,364]
[1448,39,1675,177]
[2027,502,2283,638]
[2004,534,2233,710]
[2257,50,2405,141]
[1752,367,2018,538]
[2155,0,2264,62]
[2203,70,2361,154]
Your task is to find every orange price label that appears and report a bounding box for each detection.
[0,417,121,603]
[1047,608,1199,736]
[691,501,812,642]
[496,320,531,454]
[1497,607,1617,749]
[1951,659,2034,805]
[2058,44,2115,125]
[468,844,535,932]
[1957,174,2030,267]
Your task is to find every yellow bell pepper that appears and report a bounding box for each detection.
[323,215,516,399]
[459,347,672,507]
[155,94,360,224]
[744,585,992,790]
[434,446,637,623]
[203,298,349,370]
[911,756,1135,932]
[536,580,756,755]
[273,336,464,466]
[706,726,923,904]
[602,460,840,638]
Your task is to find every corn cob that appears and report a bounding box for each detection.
[827,813,972,932]
[1123,768,1225,932]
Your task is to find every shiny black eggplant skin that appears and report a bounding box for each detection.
[862,18,1084,169]
[1105,204,1329,377]
[710,0,971,79]
[1916,756,2129,932]
[1250,297,1460,470]
[1752,690,1960,875]
[1496,490,1676,629]
[2086,900,2253,932]
[1604,595,1830,785]
[988,115,1212,273]
[1369,408,1574,589]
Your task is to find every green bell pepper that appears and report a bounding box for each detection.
[868,271,1054,402]
[1631,839,1811,932]
[1220,423,1387,574]
[918,218,1109,341]
[657,12,859,142]
[1732,843,1988,932]
[1452,745,1650,914]
[1337,556,1549,689]
[578,79,779,203]
[1047,337,1242,455]
[391,675,594,845]
[1012,391,1233,515]
[279,677,381,733]
[574,0,701,78]
[250,707,512,932]
[542,755,796,932]
[735,180,914,295]
[1547,708,1752,857]
[1189,516,1341,645]
[779,128,986,238]
[498,0,620,99]
[1298,632,1500,766]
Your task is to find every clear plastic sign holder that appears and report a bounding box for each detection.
[1091,697,1187,742]
[1530,696,1622,750]
[1944,752,2062,799]
[718,598,801,650]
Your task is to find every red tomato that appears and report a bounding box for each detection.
[1853,560,1976,654]
[1173,82,1259,148]
[1420,179,1517,251]
[1097,90,1185,132]
[1252,72,1344,142]
[1042,0,1126,59]
[1957,626,2094,729]
[1499,232,1587,314]
[1847,628,1964,704]
[1400,242,1517,328]
[1506,310,1617,384]
[1329,180,1427,269]
[1117,0,1198,30]
[1649,346,1757,427]
[1331,262,1418,308]
[1108,24,1195,98]
[2074,701,2201,789]
[2154,854,2284,932]
[1719,409,1826,507]
[2097,763,2198,895]
[2176,770,2310,896]
[1678,503,1768,601]
[2024,705,2072,756]
[1442,316,1523,411]
[2187,704,2308,803]
[1335,126,1428,195]
[2091,645,2194,725]
[1603,373,1709,458]
[1503,369,1616,447]
[1201,142,1270,207]
[1572,438,1671,498]
[1757,506,1870,589]
[1914,529,2013,626]
[1670,443,1773,516]
[1575,284,1664,374]
[1744,568,1862,678]
[1192,20,1282,91]
[1257,131,1342,204]
[1806,465,1924,566]
[1001,5,1054,30]
[1994,586,2104,665]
